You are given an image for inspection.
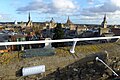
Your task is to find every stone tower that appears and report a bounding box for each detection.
[101,14,107,28]
[99,14,109,36]
[66,16,76,30]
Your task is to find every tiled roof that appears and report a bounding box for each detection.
[111,28,120,36]
[0,46,6,50]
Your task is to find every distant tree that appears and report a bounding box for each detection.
[52,23,64,47]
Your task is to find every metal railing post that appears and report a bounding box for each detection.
[70,41,77,53]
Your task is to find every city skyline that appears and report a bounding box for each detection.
[0,0,120,24]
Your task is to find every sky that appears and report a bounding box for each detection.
[0,0,120,24]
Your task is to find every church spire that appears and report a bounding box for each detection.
[68,16,70,20]
[101,14,107,28]
[67,16,70,22]
[28,12,31,21]
[66,16,72,25]
[51,17,54,21]
[103,14,107,23]
[26,12,33,27]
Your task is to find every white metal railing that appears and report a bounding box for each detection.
[0,36,120,46]
[0,36,120,53]
[0,36,120,52]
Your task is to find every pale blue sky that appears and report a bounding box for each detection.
[0,0,120,24]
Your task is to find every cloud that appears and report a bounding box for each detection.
[86,0,120,13]
[17,0,46,12]
[111,0,120,7]
[0,14,11,20]
[16,0,79,15]
[87,0,94,4]
[52,0,78,14]
[78,0,120,24]
[0,15,2,18]
[16,0,120,24]
[0,14,7,20]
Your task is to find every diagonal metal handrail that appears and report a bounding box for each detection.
[96,57,119,77]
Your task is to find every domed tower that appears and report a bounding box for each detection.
[49,17,56,29]
[50,18,55,23]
